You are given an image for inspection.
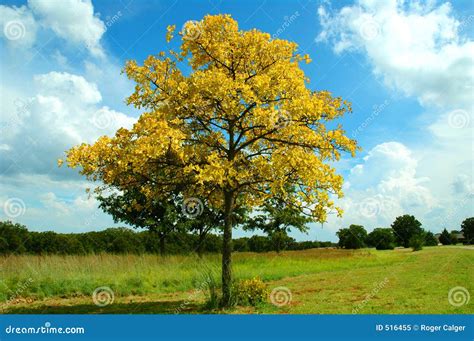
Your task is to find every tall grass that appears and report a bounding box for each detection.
[0,249,396,302]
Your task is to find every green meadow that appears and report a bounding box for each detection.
[1,246,472,314]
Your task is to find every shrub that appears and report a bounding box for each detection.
[233,277,268,306]
[337,225,367,249]
[366,228,395,250]
[424,231,438,246]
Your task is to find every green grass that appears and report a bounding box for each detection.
[0,246,472,314]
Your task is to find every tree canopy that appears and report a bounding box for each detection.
[366,228,395,250]
[337,224,367,249]
[461,217,473,244]
[244,196,311,252]
[391,215,423,248]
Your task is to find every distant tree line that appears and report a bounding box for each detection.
[337,215,474,251]
[0,221,335,255]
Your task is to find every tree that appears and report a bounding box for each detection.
[424,231,438,246]
[409,232,425,251]
[461,217,474,244]
[439,228,452,245]
[247,235,270,252]
[391,215,422,248]
[244,197,311,252]
[97,189,181,256]
[366,228,395,250]
[0,221,28,253]
[337,225,367,249]
[63,15,357,306]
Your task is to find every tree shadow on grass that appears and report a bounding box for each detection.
[3,300,207,314]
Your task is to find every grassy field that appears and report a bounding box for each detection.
[0,246,472,314]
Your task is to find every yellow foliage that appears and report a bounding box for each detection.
[64,14,358,222]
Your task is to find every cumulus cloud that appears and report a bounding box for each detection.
[0,1,135,232]
[0,71,136,177]
[313,1,474,238]
[328,142,435,230]
[0,4,37,48]
[34,71,102,104]
[317,0,474,110]
[0,174,117,232]
[0,0,105,56]
[28,0,105,57]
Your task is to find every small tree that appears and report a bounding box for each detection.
[244,197,311,252]
[438,228,452,245]
[366,228,395,250]
[461,217,474,244]
[391,215,423,248]
[337,224,367,249]
[409,232,425,251]
[98,189,181,256]
[424,231,438,246]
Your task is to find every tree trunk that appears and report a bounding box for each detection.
[221,190,234,307]
[159,233,166,256]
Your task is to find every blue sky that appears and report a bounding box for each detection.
[0,0,473,242]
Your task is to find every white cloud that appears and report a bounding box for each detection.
[331,142,435,229]
[28,0,105,57]
[0,4,37,48]
[318,138,472,237]
[317,0,474,110]
[0,0,106,56]
[34,71,102,104]
[0,174,117,232]
[314,1,474,238]
[0,0,134,232]
[0,71,136,176]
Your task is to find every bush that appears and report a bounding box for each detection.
[424,231,438,246]
[409,233,425,251]
[366,228,395,250]
[233,277,268,306]
[337,225,367,249]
